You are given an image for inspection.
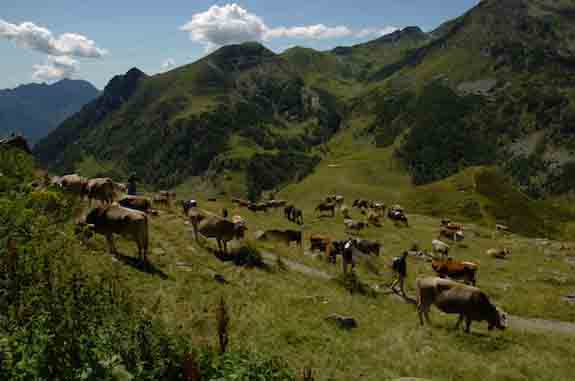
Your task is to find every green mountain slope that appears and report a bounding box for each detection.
[35,43,342,198]
[35,0,575,204]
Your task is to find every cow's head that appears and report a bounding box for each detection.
[234,222,247,239]
[488,307,508,331]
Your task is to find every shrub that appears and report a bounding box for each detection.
[233,243,265,268]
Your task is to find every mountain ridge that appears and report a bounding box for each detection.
[0,78,100,144]
[35,0,575,200]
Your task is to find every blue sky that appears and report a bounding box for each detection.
[1,1,478,89]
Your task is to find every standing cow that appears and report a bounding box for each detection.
[83,205,149,264]
[197,216,247,254]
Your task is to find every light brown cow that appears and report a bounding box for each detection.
[257,229,302,247]
[83,205,149,264]
[416,277,507,333]
[119,196,152,214]
[197,216,247,254]
[86,178,116,205]
[58,174,88,198]
[486,248,511,259]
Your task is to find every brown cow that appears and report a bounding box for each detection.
[344,219,366,232]
[83,205,149,264]
[58,174,88,198]
[258,229,302,247]
[310,234,331,252]
[86,178,116,205]
[416,277,507,332]
[315,202,335,217]
[439,228,464,241]
[432,258,478,285]
[353,239,381,256]
[197,216,247,254]
[248,203,268,213]
[119,196,152,214]
[486,248,511,259]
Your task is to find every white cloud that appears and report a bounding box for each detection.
[356,26,399,39]
[161,58,176,72]
[180,4,267,50]
[265,24,352,40]
[0,19,108,58]
[180,3,391,50]
[32,55,78,81]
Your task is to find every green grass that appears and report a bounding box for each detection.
[71,196,575,381]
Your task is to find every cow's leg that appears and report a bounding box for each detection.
[465,316,472,333]
[106,234,118,255]
[223,240,228,255]
[455,314,464,330]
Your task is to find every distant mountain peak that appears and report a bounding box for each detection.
[203,41,277,73]
[371,26,428,45]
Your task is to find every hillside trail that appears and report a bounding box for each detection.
[259,251,575,336]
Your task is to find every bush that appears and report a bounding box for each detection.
[233,243,265,268]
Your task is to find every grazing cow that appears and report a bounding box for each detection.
[248,203,268,213]
[353,199,373,209]
[58,174,88,198]
[83,205,149,264]
[325,195,344,206]
[344,219,367,232]
[119,196,152,214]
[258,229,302,247]
[153,194,170,209]
[416,277,507,332]
[353,239,381,256]
[265,199,287,209]
[181,199,198,215]
[444,222,464,231]
[432,239,450,257]
[432,258,478,285]
[372,203,386,217]
[159,190,176,200]
[315,202,336,217]
[86,178,116,205]
[388,208,408,226]
[366,211,382,227]
[197,216,247,254]
[340,205,351,219]
[310,234,331,252]
[486,248,511,259]
[439,228,464,241]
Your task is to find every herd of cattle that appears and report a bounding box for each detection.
[46,174,511,333]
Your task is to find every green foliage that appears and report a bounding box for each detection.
[0,148,35,192]
[198,351,294,381]
[0,154,296,380]
[246,152,320,201]
[365,92,415,147]
[233,243,265,268]
[396,82,494,185]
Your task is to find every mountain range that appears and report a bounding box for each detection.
[0,79,99,144]
[34,0,575,201]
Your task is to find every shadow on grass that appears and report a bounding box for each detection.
[113,252,169,280]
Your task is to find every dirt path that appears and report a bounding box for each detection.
[261,251,575,336]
